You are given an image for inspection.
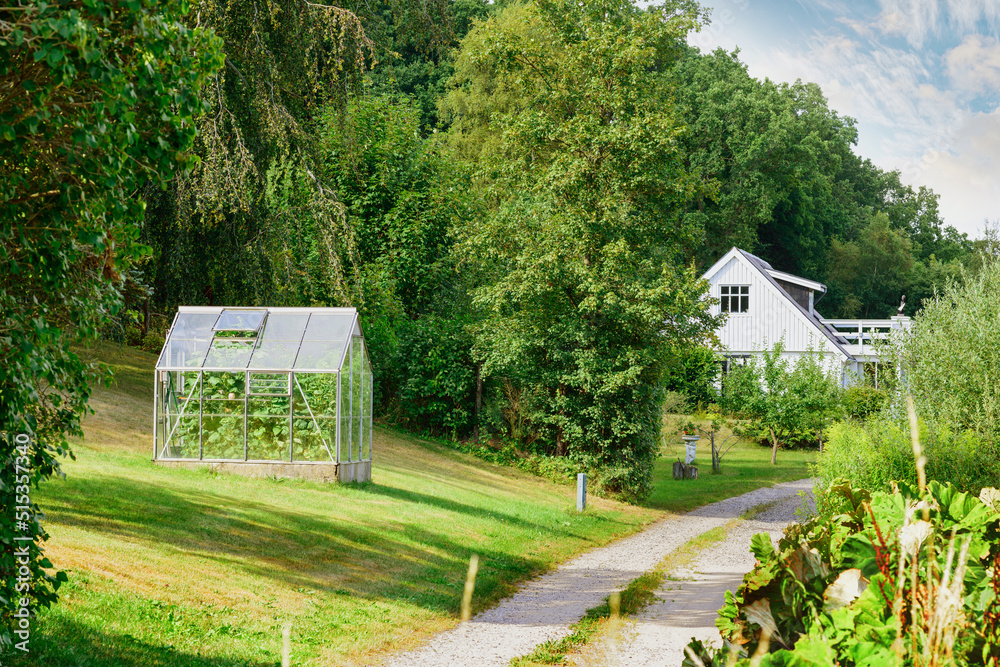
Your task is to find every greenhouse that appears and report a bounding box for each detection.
[153,306,372,482]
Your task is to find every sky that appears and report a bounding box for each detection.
[684,0,1000,239]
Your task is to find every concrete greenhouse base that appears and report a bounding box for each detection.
[155,459,371,483]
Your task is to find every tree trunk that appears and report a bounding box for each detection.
[711,430,719,473]
[817,428,823,454]
[769,426,778,465]
[473,363,483,444]
[556,426,565,456]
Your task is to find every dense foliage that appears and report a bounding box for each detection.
[819,419,1000,498]
[901,257,1000,439]
[455,0,720,499]
[686,480,1000,666]
[0,0,222,648]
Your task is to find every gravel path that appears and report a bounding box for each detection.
[383,478,815,667]
[600,488,815,666]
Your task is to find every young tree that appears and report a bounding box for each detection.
[722,344,842,464]
[0,0,222,646]
[456,0,719,500]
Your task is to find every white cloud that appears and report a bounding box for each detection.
[874,0,1000,46]
[908,109,1000,235]
[944,34,1000,95]
[742,32,960,162]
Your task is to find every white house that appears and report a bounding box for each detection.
[702,247,910,385]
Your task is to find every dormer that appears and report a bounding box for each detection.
[765,269,826,314]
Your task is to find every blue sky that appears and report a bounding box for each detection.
[684,0,1000,238]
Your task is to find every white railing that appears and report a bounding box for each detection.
[821,317,910,358]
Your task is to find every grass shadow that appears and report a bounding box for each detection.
[4,613,275,667]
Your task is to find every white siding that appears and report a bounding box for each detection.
[707,254,845,363]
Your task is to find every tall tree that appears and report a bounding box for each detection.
[456,0,719,500]
[825,212,915,318]
[670,47,861,277]
[0,0,222,646]
[142,0,376,311]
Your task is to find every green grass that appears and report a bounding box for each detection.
[9,342,660,667]
[6,344,813,666]
[644,417,817,513]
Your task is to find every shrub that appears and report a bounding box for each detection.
[842,384,888,419]
[819,418,1000,497]
[660,391,689,416]
[140,332,165,354]
[734,421,818,450]
[393,314,476,436]
[662,345,720,407]
[903,256,1000,438]
[685,479,1000,666]
[125,325,143,347]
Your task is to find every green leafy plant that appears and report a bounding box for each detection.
[844,384,890,420]
[0,0,222,647]
[685,479,1000,666]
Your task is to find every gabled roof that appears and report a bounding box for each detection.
[156,306,364,372]
[703,248,852,360]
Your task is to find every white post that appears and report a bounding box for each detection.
[577,473,586,511]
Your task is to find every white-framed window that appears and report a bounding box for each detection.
[720,285,749,313]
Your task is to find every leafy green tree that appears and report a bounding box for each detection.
[721,345,841,463]
[661,345,722,408]
[825,212,914,318]
[457,0,719,500]
[312,95,479,432]
[356,0,493,133]
[142,0,375,310]
[670,47,862,277]
[0,0,222,647]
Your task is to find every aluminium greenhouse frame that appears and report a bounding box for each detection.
[153,306,373,482]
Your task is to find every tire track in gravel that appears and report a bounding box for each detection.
[382,478,815,667]
[575,487,814,667]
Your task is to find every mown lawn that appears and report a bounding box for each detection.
[9,343,659,666]
[647,417,817,513]
[7,343,815,666]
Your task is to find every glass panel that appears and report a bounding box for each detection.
[720,286,730,296]
[294,373,338,418]
[246,418,290,461]
[249,339,298,370]
[248,396,290,418]
[364,358,373,460]
[353,418,362,460]
[163,415,200,459]
[214,309,266,332]
[158,337,212,368]
[352,338,364,459]
[741,295,749,312]
[172,311,220,339]
[248,372,289,395]
[200,372,245,459]
[261,313,309,340]
[303,313,354,341]
[203,339,254,369]
[293,417,336,462]
[340,342,351,461]
[247,395,290,460]
[294,341,346,370]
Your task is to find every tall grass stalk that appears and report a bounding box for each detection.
[461,554,480,622]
